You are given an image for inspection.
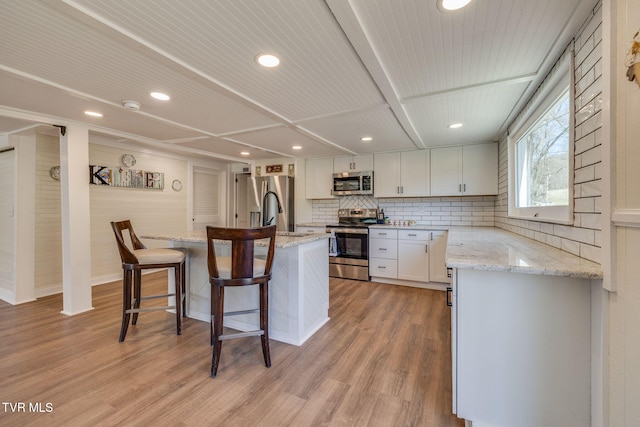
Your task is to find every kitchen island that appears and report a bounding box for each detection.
[446,227,603,427]
[142,230,330,346]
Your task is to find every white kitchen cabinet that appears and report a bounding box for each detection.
[305,157,334,199]
[374,150,430,198]
[333,154,373,173]
[397,230,429,281]
[369,229,397,279]
[452,268,591,426]
[429,230,450,283]
[369,228,448,287]
[430,142,497,196]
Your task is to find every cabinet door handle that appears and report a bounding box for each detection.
[397,186,400,194]
[379,232,387,236]
[378,265,386,269]
[446,287,453,306]
[463,183,466,192]
[400,186,404,194]
[430,232,433,240]
[459,184,462,192]
[408,233,417,236]
[379,247,387,251]
[425,244,428,253]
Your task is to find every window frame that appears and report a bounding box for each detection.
[508,53,575,225]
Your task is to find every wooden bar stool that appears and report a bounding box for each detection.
[111,220,187,342]
[206,225,276,378]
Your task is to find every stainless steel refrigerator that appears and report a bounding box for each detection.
[237,175,294,232]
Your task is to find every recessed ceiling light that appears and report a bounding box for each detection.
[150,92,170,101]
[292,145,302,150]
[256,54,280,68]
[448,123,463,129]
[240,151,250,156]
[84,111,103,117]
[437,0,473,12]
[360,136,373,142]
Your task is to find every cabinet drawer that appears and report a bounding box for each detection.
[369,257,397,278]
[369,238,398,259]
[369,229,397,239]
[398,229,429,241]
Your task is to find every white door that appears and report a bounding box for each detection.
[192,167,225,230]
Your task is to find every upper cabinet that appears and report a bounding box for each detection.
[430,142,498,196]
[333,154,373,173]
[305,157,334,199]
[374,150,430,198]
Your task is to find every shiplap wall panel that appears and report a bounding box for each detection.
[89,144,189,283]
[34,135,62,295]
[0,149,15,291]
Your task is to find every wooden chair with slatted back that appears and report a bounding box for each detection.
[111,220,187,342]
[206,225,277,378]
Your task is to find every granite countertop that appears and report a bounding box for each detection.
[446,227,603,279]
[368,224,449,231]
[142,230,329,249]
[296,222,330,228]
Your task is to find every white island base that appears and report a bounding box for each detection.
[145,232,330,346]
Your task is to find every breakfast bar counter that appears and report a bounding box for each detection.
[142,230,330,346]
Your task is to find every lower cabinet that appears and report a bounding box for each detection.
[429,230,450,283]
[369,228,448,286]
[397,230,429,281]
[451,268,592,426]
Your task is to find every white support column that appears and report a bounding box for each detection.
[59,124,93,315]
[13,134,36,304]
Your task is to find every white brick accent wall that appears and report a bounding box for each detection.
[312,195,495,227]
[495,3,603,264]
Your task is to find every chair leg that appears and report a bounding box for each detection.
[211,284,224,378]
[175,264,182,336]
[181,259,187,317]
[132,269,142,325]
[119,270,133,342]
[260,281,271,368]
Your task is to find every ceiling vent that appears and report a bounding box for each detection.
[121,100,142,111]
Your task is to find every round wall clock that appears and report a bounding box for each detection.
[49,166,61,181]
[171,179,182,191]
[121,153,136,167]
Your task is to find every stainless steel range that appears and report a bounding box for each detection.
[326,208,378,281]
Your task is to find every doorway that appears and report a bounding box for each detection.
[192,167,226,230]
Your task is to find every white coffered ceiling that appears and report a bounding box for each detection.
[0,0,596,162]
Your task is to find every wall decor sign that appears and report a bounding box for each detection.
[625,30,640,88]
[266,164,283,173]
[89,165,164,189]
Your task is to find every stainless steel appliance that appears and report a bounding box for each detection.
[326,208,378,281]
[244,175,294,232]
[331,171,374,196]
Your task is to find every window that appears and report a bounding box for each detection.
[508,51,573,224]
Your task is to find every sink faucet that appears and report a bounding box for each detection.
[262,191,283,226]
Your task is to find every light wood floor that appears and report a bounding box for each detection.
[0,272,464,427]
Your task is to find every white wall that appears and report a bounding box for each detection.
[88,143,191,284]
[24,133,230,295]
[34,134,62,296]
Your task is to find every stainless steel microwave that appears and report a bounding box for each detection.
[332,171,374,196]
